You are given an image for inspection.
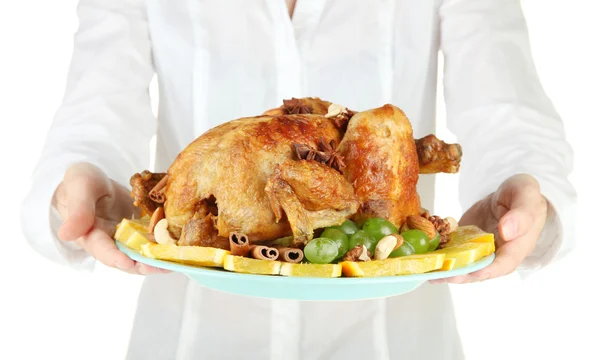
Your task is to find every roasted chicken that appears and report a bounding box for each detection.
[130,98,462,249]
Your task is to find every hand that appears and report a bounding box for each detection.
[54,162,168,275]
[431,174,548,284]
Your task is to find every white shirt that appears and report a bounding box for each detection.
[21,0,577,359]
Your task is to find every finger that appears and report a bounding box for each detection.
[137,263,171,275]
[58,177,107,241]
[431,235,532,284]
[120,262,171,275]
[76,228,136,270]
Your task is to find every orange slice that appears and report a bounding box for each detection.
[115,217,151,244]
[280,263,342,277]
[341,253,445,277]
[396,253,446,275]
[223,255,282,275]
[433,242,495,270]
[124,232,151,251]
[446,225,495,246]
[141,243,229,268]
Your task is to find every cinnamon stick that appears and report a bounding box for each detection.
[249,245,279,261]
[149,175,169,203]
[274,247,304,263]
[229,232,250,257]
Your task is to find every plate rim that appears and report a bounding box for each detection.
[116,241,495,284]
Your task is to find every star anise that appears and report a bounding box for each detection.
[292,143,316,161]
[291,138,345,173]
[316,137,345,173]
[283,98,312,114]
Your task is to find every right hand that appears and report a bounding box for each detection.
[54,162,167,275]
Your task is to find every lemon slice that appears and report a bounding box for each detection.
[141,243,229,267]
[280,263,342,277]
[223,255,282,275]
[115,218,150,244]
[433,242,495,270]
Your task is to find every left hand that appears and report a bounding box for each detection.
[431,173,548,284]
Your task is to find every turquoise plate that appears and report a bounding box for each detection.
[117,242,494,301]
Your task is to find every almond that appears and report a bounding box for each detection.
[147,207,165,233]
[405,215,437,240]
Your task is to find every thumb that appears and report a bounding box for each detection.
[496,178,541,241]
[498,207,535,242]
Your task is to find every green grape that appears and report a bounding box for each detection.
[401,229,430,254]
[331,220,360,236]
[428,232,441,251]
[388,241,415,258]
[304,238,338,264]
[362,217,398,241]
[348,230,378,255]
[321,228,349,259]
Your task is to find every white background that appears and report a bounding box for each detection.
[1,1,598,359]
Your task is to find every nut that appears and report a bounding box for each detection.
[357,245,371,261]
[153,218,177,245]
[444,216,459,233]
[405,215,437,240]
[342,245,371,262]
[147,207,165,233]
[374,235,398,260]
[392,234,404,250]
[324,103,347,118]
[400,222,410,233]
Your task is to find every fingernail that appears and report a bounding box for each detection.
[502,218,518,240]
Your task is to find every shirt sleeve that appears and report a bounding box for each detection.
[439,0,578,279]
[20,0,156,271]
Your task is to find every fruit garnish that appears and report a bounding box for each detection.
[341,253,445,277]
[223,255,282,275]
[348,230,377,255]
[396,253,446,275]
[125,232,151,251]
[361,217,398,241]
[388,241,415,258]
[304,237,338,264]
[444,225,495,246]
[115,218,151,244]
[280,263,342,277]
[330,219,359,236]
[400,229,430,254]
[433,242,495,271]
[141,243,230,267]
[428,232,441,251]
[320,228,349,259]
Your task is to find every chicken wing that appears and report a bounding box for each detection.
[265,159,359,245]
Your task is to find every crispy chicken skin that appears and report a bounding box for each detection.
[338,104,422,228]
[265,159,359,244]
[130,98,462,245]
[163,113,344,242]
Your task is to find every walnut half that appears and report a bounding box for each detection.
[342,245,371,262]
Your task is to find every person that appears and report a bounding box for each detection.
[21,0,577,359]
